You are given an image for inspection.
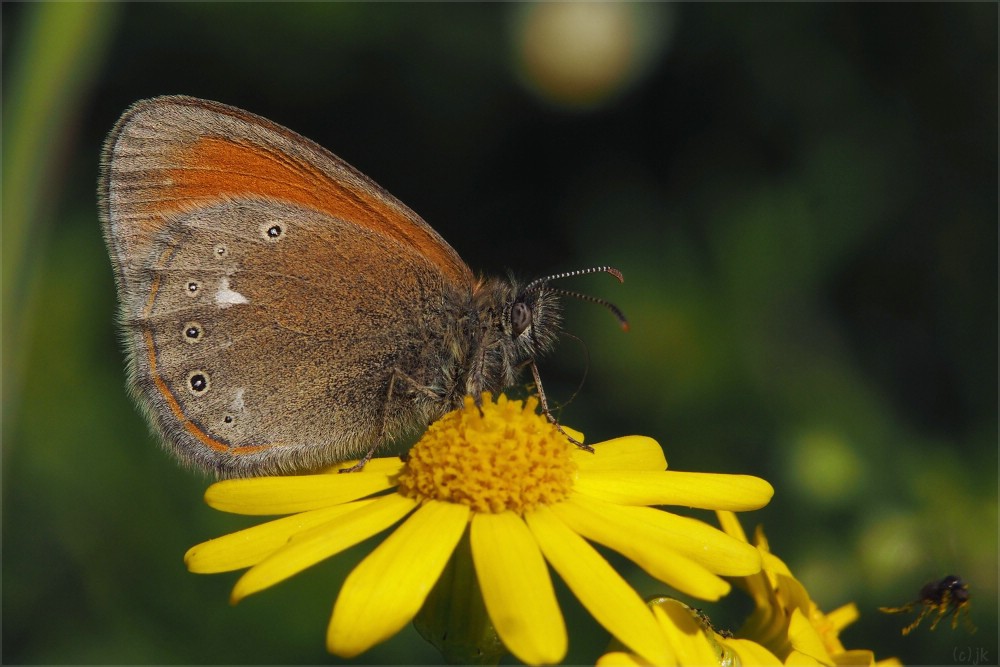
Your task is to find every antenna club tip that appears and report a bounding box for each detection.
[620,322,631,333]
[606,267,624,283]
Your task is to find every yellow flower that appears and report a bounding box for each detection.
[184,393,774,665]
[716,511,901,667]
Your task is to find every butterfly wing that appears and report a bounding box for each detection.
[99,97,473,476]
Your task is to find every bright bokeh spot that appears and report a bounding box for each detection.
[511,2,672,109]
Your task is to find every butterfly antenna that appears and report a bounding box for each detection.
[523,265,623,293]
[548,288,629,331]
[524,266,628,331]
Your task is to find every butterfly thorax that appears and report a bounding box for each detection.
[449,276,562,403]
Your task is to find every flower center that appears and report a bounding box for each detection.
[396,393,577,513]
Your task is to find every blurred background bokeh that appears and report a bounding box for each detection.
[3,3,996,664]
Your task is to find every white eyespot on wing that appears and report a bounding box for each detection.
[215,276,249,308]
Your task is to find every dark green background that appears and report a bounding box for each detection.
[3,3,996,664]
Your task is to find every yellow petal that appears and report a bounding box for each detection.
[231,494,416,602]
[573,436,666,471]
[564,493,761,575]
[525,507,670,666]
[787,608,833,665]
[787,649,829,666]
[550,497,731,600]
[205,468,400,515]
[834,650,878,666]
[576,471,773,510]
[715,509,748,541]
[739,601,787,652]
[875,658,904,667]
[722,637,784,665]
[775,571,815,617]
[186,498,376,573]
[596,651,656,667]
[826,602,859,633]
[762,550,795,577]
[327,500,469,658]
[470,511,566,665]
[651,602,717,666]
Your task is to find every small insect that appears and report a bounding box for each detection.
[879,575,976,635]
[691,606,734,639]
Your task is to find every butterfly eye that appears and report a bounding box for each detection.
[511,301,532,337]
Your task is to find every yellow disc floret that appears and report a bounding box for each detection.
[396,393,577,514]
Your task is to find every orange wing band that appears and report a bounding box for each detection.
[141,137,468,284]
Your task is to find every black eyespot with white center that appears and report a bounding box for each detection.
[186,281,200,296]
[183,322,204,343]
[511,301,532,336]
[262,221,285,241]
[214,244,228,259]
[186,371,210,395]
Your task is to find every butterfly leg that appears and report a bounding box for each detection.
[339,445,379,473]
[338,367,439,473]
[530,361,594,453]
